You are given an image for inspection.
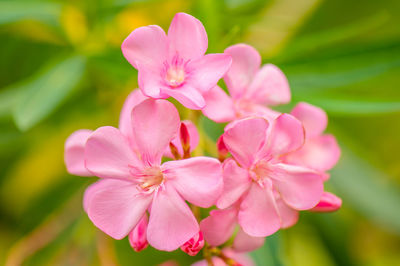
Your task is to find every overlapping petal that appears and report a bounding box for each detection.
[284,134,341,172]
[188,53,232,93]
[85,126,142,180]
[271,163,324,210]
[147,184,198,251]
[291,102,327,138]
[161,85,206,110]
[217,159,251,209]
[245,64,290,106]
[122,25,168,69]
[202,86,236,122]
[168,13,208,61]
[131,99,180,166]
[84,179,153,239]
[233,228,265,252]
[64,129,92,176]
[162,157,222,208]
[223,118,269,168]
[200,207,238,247]
[224,44,261,99]
[238,183,281,237]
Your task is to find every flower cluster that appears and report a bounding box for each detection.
[64,12,341,265]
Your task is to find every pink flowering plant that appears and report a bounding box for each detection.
[64,12,341,265]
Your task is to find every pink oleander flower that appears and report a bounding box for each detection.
[202,44,290,122]
[192,248,254,266]
[206,115,324,238]
[180,231,205,256]
[65,99,223,251]
[284,102,341,177]
[129,214,148,252]
[121,12,232,110]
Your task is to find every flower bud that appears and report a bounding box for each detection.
[310,192,342,212]
[217,136,228,162]
[180,232,204,256]
[180,122,191,158]
[129,214,148,252]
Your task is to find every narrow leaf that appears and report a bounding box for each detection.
[13,56,86,131]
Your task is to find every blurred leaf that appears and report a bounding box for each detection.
[280,11,390,61]
[0,87,22,118]
[13,56,86,131]
[0,1,62,26]
[286,43,400,93]
[251,232,283,266]
[330,133,400,235]
[298,98,400,116]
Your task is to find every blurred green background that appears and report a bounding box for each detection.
[1,0,400,265]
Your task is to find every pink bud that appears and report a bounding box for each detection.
[180,122,191,158]
[129,214,148,252]
[169,142,181,160]
[180,232,204,256]
[217,136,228,162]
[310,192,342,212]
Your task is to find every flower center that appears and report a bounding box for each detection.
[250,160,272,186]
[137,167,164,192]
[165,66,185,87]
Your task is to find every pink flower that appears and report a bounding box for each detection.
[192,248,254,266]
[283,102,341,175]
[129,214,148,252]
[121,12,232,110]
[200,205,265,252]
[214,115,324,237]
[202,44,290,122]
[180,231,205,256]
[66,99,222,251]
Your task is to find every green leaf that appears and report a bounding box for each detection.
[0,1,62,25]
[251,232,283,266]
[13,56,86,131]
[296,98,400,116]
[329,135,400,235]
[0,87,23,118]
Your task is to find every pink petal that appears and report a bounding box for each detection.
[244,64,290,106]
[202,85,236,123]
[165,120,200,158]
[122,25,168,69]
[263,114,305,158]
[271,163,324,210]
[137,63,169,98]
[188,53,232,93]
[200,207,238,246]
[129,214,149,252]
[217,159,251,209]
[223,118,269,168]
[275,196,299,229]
[147,184,199,251]
[131,99,180,166]
[85,126,142,180]
[224,44,261,99]
[167,13,208,61]
[161,85,206,109]
[233,228,265,252]
[291,102,327,138]
[223,248,255,266]
[64,129,93,176]
[238,183,281,237]
[84,179,153,239]
[235,101,281,121]
[162,157,223,208]
[310,192,342,212]
[119,89,148,147]
[284,134,341,172]
[192,258,225,266]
